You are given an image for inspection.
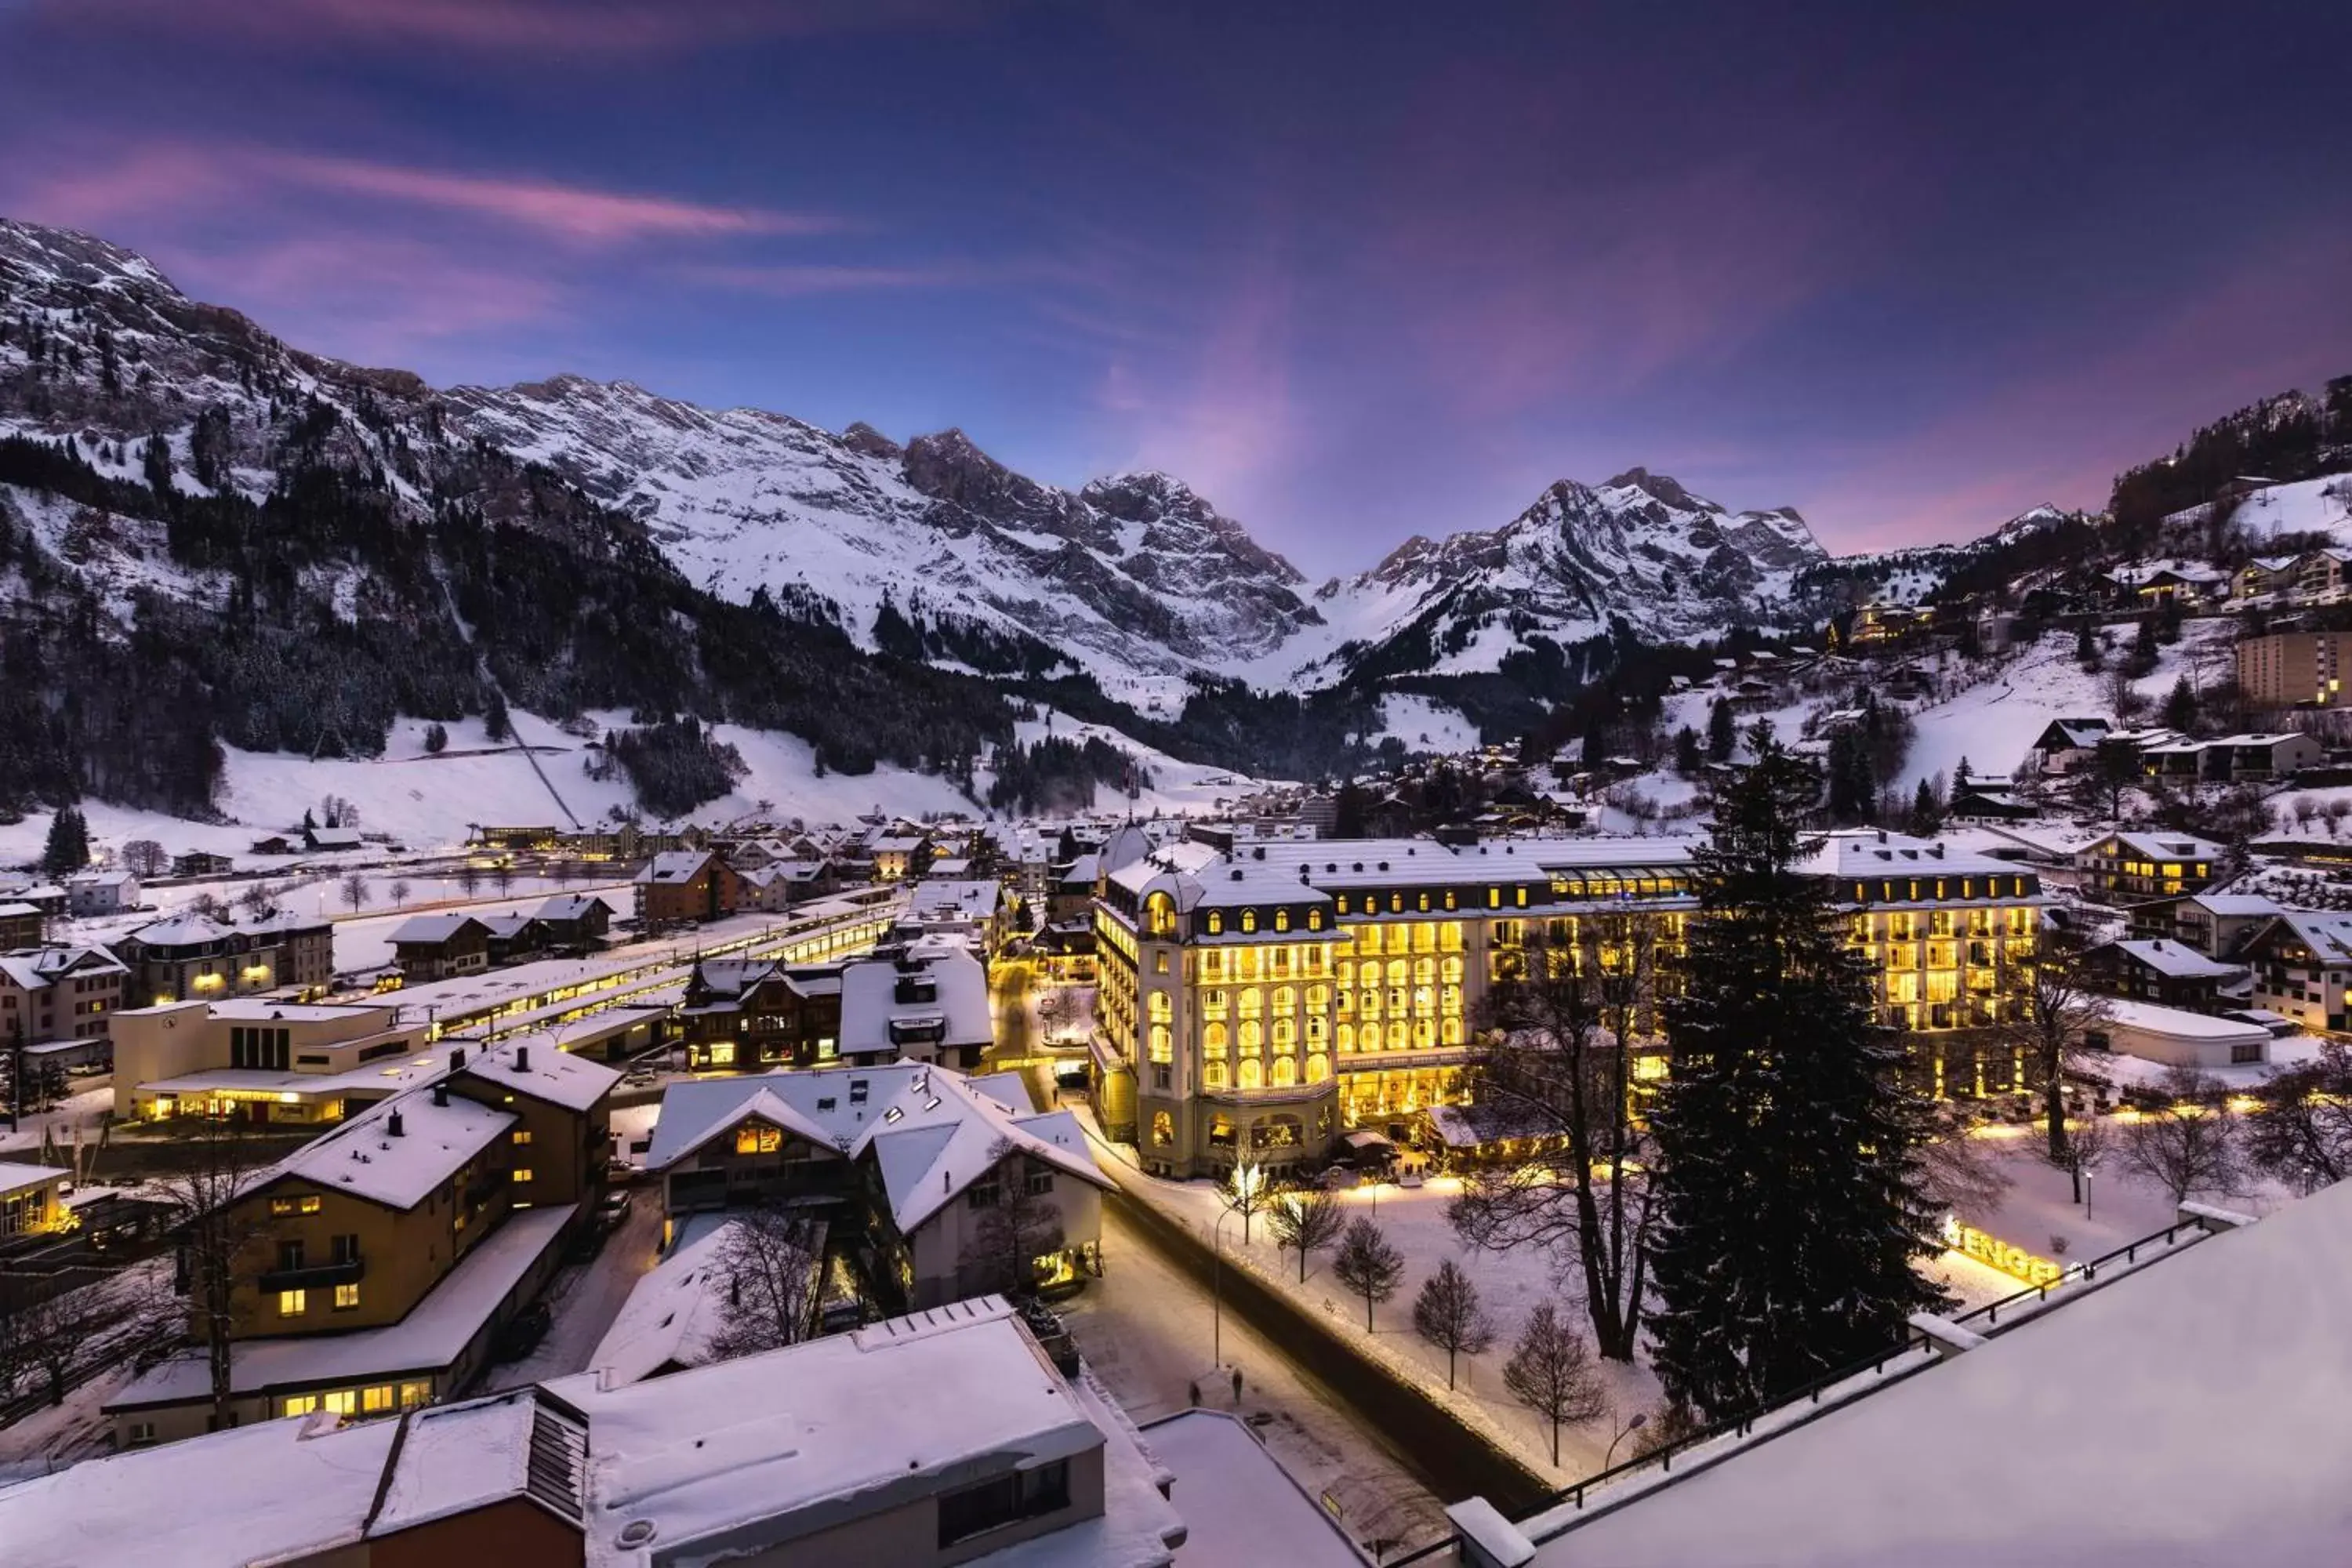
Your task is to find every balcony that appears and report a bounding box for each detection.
[258,1254,364,1294]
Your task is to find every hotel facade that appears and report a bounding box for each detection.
[1091,832,2044,1177]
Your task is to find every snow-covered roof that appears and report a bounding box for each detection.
[642,1061,1109,1233]
[586,1218,749,1386]
[2103,939,2241,981]
[2099,996,2270,1042]
[122,913,236,947]
[458,1034,622,1113]
[906,878,1004,922]
[1808,829,2034,883]
[633,850,713,884]
[2081,830,2223,862]
[534,893,615,922]
[1519,1181,2352,1568]
[2187,892,2282,916]
[866,834,926,854]
[0,1160,71,1197]
[2260,910,2352,965]
[0,944,125,990]
[390,913,489,946]
[267,1088,515,1211]
[1142,1411,1364,1568]
[547,1297,1111,1568]
[838,951,993,1058]
[365,1391,542,1537]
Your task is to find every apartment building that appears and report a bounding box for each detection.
[0,944,126,1047]
[104,1038,615,1446]
[2242,912,2352,1035]
[631,849,750,929]
[2073,831,2224,903]
[2238,630,2352,709]
[114,909,335,1007]
[645,1061,1110,1308]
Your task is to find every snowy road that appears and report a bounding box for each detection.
[1064,1200,1454,1559]
[485,1196,663,1391]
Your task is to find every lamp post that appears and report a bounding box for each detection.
[1604,1410,1648,1470]
[1211,1204,1240,1370]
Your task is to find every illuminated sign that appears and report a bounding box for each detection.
[1941,1214,2065,1288]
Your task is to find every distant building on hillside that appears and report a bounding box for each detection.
[2238,630,2352,709]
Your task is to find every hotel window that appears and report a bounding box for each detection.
[1275,908,1290,932]
[1206,912,1223,935]
[334,1283,361,1311]
[511,1129,533,1145]
[270,1196,323,1217]
[1152,1112,1174,1146]
[1308,908,1326,931]
[513,1168,533,1184]
[278,1289,307,1317]
[735,1126,782,1155]
[1241,909,1258,934]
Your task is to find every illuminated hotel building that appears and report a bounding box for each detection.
[1091,829,2045,1177]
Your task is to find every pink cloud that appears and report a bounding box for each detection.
[30,0,992,55]
[265,154,835,245]
[1,144,241,234]
[686,260,982,297]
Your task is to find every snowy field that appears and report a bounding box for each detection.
[1379,693,1483,755]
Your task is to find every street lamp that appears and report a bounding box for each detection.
[1211,1204,1241,1370]
[1604,1410,1648,1469]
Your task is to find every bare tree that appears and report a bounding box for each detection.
[187,891,233,923]
[1410,1258,1495,1390]
[1218,1159,1276,1246]
[235,881,276,921]
[1449,920,1662,1361]
[706,1205,825,1359]
[2244,1043,2352,1193]
[390,879,412,908]
[1501,1301,1609,1468]
[2012,930,2111,1166]
[1330,1216,1405,1332]
[0,1270,160,1408]
[1912,1102,2013,1218]
[960,1136,1065,1300]
[2118,1069,2245,1203]
[146,1114,274,1432]
[339,873,370,913]
[1265,1184,1346,1283]
[456,862,481,897]
[494,861,516,897]
[122,839,168,880]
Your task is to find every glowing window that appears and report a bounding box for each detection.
[333,1283,360,1311]
[278,1290,307,1317]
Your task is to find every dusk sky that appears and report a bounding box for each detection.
[3,0,2348,577]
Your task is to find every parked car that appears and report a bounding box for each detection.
[597,1189,633,1229]
[622,1066,658,1087]
[493,1301,552,1361]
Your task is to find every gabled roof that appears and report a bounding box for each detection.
[534,893,615,923]
[2082,830,2223,862]
[458,1035,622,1114]
[0,945,126,990]
[2253,911,2352,966]
[390,913,491,946]
[266,1089,514,1212]
[124,913,236,948]
[2103,939,2242,981]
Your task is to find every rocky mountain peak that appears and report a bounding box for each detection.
[840,421,900,460]
[1602,466,1708,511]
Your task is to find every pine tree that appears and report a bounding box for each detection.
[2074,619,2099,668]
[423,722,448,755]
[39,806,87,877]
[483,688,512,743]
[2161,677,2197,735]
[1647,727,1951,1420]
[1706,696,1737,763]
[1673,725,1703,776]
[1909,776,1941,834]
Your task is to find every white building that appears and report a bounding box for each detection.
[64,867,140,916]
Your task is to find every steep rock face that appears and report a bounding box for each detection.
[1294,470,1831,680]
[441,380,1321,677]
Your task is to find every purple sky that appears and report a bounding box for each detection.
[3,1,2348,577]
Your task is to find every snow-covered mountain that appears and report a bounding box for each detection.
[441,376,1319,678]
[1258,469,1830,684]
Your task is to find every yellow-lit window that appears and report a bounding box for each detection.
[321,1390,357,1417]
[281,1394,319,1417]
[1275,908,1290,932]
[334,1283,360,1311]
[361,1385,395,1414]
[1241,909,1258,934]
[734,1125,782,1155]
[511,1129,532,1145]
[270,1196,323,1217]
[278,1290,307,1316]
[1207,912,1223,935]
[399,1381,433,1409]
[513,1168,533,1184]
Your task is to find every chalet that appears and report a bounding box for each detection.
[529,892,612,952]
[838,949,993,1069]
[2127,891,2286,959]
[2073,831,2223,903]
[0,945,128,1048]
[0,902,45,949]
[304,826,365,853]
[2234,554,2302,600]
[644,1061,1111,1308]
[677,956,844,1071]
[905,877,1016,956]
[867,833,928,882]
[115,910,335,1007]
[390,913,494,981]
[170,851,234,878]
[249,833,299,855]
[1946,781,2037,822]
[2243,912,2352,1035]
[631,848,749,929]
[65,868,140,917]
[2085,938,2244,1012]
[2030,718,2112,775]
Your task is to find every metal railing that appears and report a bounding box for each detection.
[1950,1214,2206,1331]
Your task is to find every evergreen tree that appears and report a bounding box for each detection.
[1909,776,1941,835]
[1647,728,1950,1420]
[482,688,512,743]
[2074,619,2099,668]
[39,805,87,877]
[1706,696,1737,763]
[2161,677,2198,735]
[1672,725,1703,776]
[423,721,448,755]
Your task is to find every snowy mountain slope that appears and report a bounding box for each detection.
[1253,469,1833,685]
[441,376,1319,679]
[2188,474,2352,550]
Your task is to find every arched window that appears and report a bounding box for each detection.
[1151,1111,1174,1146]
[1440,1016,1464,1046]
[1305,1052,1330,1083]
[1149,1025,1172,1062]
[1273,985,1296,1013]
[1204,1062,1229,1091]
[1240,909,1258,934]
[1239,989,1264,1018]
[1359,1021,1382,1051]
[1204,1022,1229,1055]
[1240,1019,1263,1053]
[1148,991,1172,1021]
[1271,1055,1298,1087]
[1238,1058,1264,1090]
[1306,984,1329,1011]
[1414,957,1436,985]
[1414,1017,1436,1047]
[1272,1018,1296,1049]
[1305,1015,1327,1044]
[1442,955,1464,984]
[1145,893,1177,937]
[1336,1022,1356,1054]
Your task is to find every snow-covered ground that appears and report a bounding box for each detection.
[1379,693,1483,755]
[2214,473,2352,549]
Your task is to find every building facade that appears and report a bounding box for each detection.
[2238,630,2352,710]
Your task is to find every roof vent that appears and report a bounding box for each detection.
[449,1047,466,1070]
[1377,862,1389,872]
[1252,846,1265,861]
[431,1083,448,1108]
[515,1044,531,1072]
[388,1110,405,1138]
[617,1521,657,1549]
[1231,869,1244,881]
[1352,862,1363,873]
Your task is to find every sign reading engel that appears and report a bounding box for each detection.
[1940,1214,2066,1288]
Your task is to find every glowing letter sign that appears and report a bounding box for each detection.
[1940,1215,2066,1288]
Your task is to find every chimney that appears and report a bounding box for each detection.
[431,1082,448,1108]
[515,1044,531,1073]
[389,1110,405,1138]
[449,1046,466,1071]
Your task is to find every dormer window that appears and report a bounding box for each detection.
[1206,912,1224,935]
[1240,909,1258,934]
